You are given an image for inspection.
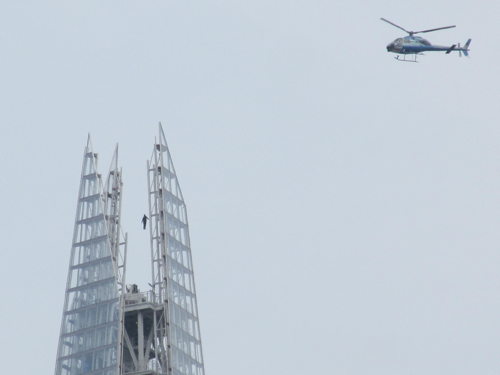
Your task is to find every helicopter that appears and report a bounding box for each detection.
[381,18,471,62]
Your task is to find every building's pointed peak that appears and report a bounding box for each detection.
[156,122,169,153]
[85,133,94,153]
[109,143,119,171]
[151,122,179,183]
[83,134,99,176]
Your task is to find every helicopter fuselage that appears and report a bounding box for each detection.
[387,36,447,54]
[386,35,467,55]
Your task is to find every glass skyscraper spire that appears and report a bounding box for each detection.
[55,125,205,375]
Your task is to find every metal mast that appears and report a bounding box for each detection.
[54,138,127,375]
[147,124,205,375]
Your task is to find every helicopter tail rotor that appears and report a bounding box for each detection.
[451,39,471,57]
[462,39,471,57]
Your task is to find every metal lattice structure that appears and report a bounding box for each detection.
[55,138,127,375]
[147,125,205,375]
[55,126,205,375]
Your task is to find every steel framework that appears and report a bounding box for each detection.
[146,125,205,375]
[55,138,127,375]
[55,126,205,375]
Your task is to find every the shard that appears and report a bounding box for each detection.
[54,125,205,375]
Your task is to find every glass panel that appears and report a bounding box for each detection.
[55,149,120,375]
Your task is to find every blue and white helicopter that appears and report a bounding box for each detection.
[381,18,471,62]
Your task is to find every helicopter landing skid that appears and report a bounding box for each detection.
[394,54,421,63]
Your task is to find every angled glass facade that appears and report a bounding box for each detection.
[55,127,205,375]
[148,127,205,375]
[55,140,121,375]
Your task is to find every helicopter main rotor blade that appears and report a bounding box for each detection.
[380,18,411,34]
[414,25,456,34]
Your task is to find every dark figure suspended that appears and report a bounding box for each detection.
[381,18,471,62]
[141,214,149,230]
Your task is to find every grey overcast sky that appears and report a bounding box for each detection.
[1,0,499,374]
